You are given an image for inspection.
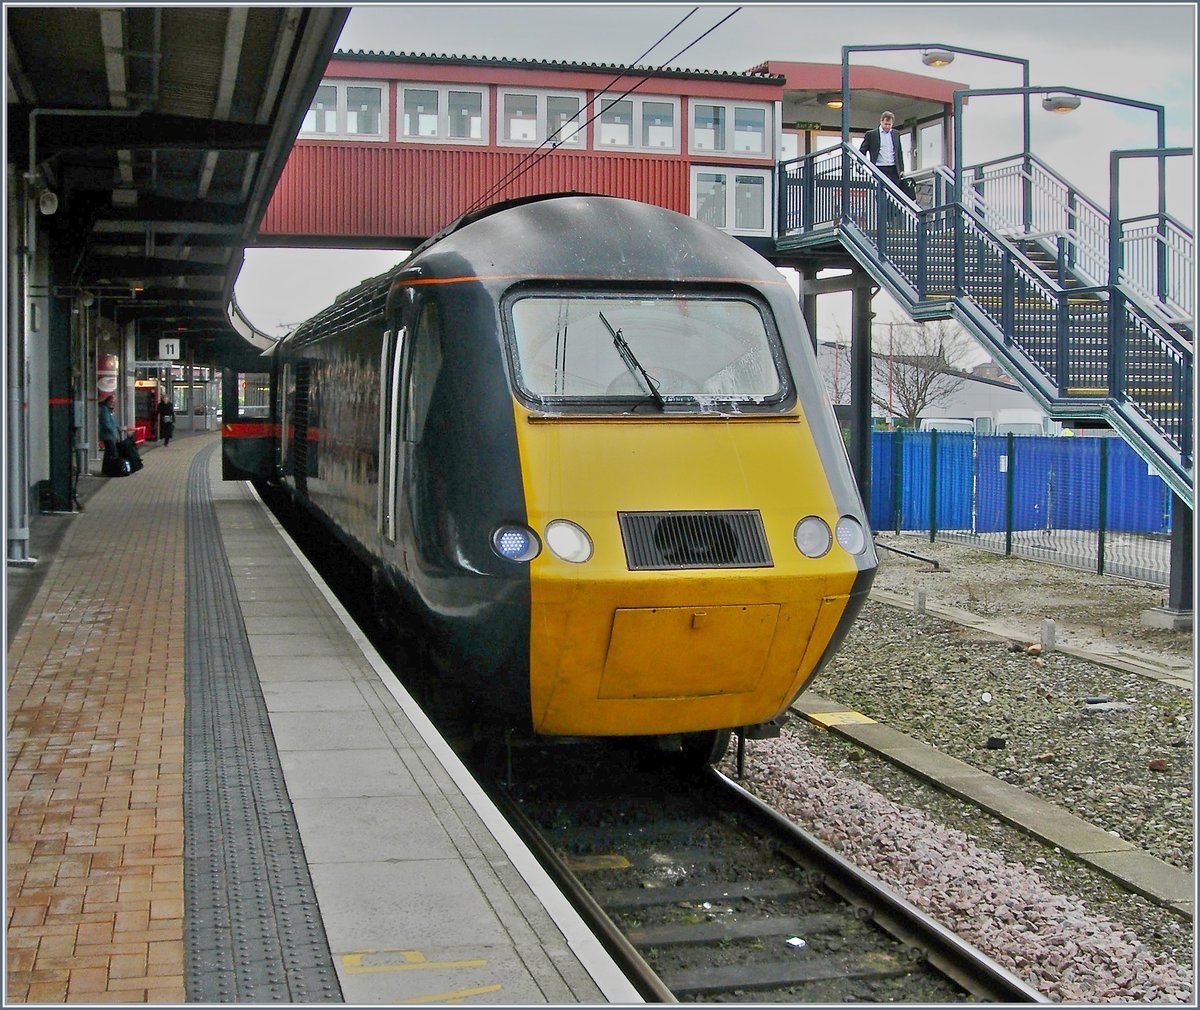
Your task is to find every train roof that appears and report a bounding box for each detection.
[416,193,784,285]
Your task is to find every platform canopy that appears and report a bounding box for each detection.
[6,6,349,361]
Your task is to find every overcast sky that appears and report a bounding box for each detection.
[236,2,1196,340]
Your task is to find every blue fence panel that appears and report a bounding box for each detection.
[1106,439,1173,533]
[1049,438,1099,530]
[900,432,931,530]
[934,432,975,531]
[866,431,1172,538]
[974,436,1009,533]
[1011,436,1058,530]
[869,430,898,531]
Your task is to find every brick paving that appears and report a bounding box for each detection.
[6,433,210,1003]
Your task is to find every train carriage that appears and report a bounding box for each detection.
[224,194,877,761]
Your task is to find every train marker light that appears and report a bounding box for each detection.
[793,516,832,558]
[545,520,593,563]
[492,524,540,562]
[835,516,869,555]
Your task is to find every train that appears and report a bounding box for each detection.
[223,193,877,763]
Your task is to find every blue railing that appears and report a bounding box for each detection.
[777,144,1194,507]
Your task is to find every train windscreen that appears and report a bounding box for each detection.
[506,292,786,411]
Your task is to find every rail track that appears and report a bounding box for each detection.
[264,486,1046,1003]
[476,738,1047,1003]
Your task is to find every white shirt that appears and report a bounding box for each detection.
[878,128,896,167]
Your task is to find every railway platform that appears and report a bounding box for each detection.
[5,431,642,1004]
[7,429,1190,1003]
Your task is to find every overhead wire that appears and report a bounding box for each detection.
[460,7,704,215]
[460,6,743,217]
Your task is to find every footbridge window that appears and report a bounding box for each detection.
[690,100,773,158]
[301,80,386,141]
[498,89,586,147]
[400,83,489,144]
[690,167,772,236]
[593,94,680,153]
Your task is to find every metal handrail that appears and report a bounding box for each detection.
[1118,213,1194,322]
[776,144,1193,505]
[952,151,1194,324]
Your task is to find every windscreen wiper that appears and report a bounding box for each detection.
[598,311,664,409]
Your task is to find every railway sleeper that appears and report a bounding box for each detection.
[625,911,841,948]
[595,877,804,911]
[660,951,912,996]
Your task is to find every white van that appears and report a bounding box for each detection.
[993,409,1058,436]
[918,417,975,433]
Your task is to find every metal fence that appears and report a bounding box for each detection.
[870,430,1173,586]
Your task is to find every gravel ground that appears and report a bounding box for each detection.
[721,535,1195,1003]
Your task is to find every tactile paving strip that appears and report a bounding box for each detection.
[182,444,342,1002]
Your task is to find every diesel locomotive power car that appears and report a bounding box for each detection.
[224,194,877,761]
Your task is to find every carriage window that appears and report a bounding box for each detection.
[405,301,442,441]
[506,293,785,412]
[238,372,271,416]
[279,363,292,463]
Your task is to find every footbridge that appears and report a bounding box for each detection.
[776,141,1194,508]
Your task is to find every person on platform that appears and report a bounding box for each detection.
[157,395,176,446]
[99,395,118,470]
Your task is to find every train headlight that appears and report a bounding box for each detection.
[793,516,832,558]
[492,524,541,562]
[835,516,869,555]
[545,519,593,563]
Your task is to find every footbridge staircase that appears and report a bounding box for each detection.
[776,145,1194,508]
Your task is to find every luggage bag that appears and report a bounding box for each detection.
[118,435,143,473]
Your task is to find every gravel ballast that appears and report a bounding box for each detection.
[721,536,1195,1003]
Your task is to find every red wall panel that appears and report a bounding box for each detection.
[259,145,692,243]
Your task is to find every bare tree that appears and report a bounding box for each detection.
[871,318,974,428]
[817,324,854,405]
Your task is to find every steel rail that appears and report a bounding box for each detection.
[486,783,678,1003]
[708,769,1050,1004]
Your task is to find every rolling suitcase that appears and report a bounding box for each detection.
[102,451,130,477]
[118,434,144,473]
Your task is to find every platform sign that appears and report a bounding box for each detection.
[159,337,181,360]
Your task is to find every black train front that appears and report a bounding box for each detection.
[227,194,877,757]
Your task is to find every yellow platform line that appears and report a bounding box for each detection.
[802,709,878,729]
[397,983,504,1003]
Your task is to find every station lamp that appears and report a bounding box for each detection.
[820,93,844,110]
[921,49,955,67]
[1042,93,1082,113]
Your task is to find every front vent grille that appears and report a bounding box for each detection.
[618,510,773,570]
